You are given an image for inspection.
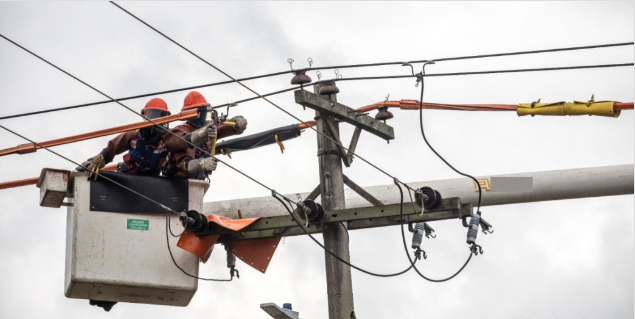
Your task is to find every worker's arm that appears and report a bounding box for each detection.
[101,130,137,164]
[162,124,192,152]
[217,115,248,139]
[76,131,136,172]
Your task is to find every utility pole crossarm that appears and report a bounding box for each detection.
[294,90,395,140]
[196,198,471,242]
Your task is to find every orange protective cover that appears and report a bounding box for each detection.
[176,214,280,273]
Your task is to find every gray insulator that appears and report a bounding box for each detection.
[466,213,481,245]
[225,245,236,269]
[411,222,425,249]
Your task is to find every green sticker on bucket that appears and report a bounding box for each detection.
[127,219,149,231]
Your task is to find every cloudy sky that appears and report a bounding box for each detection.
[0,2,633,319]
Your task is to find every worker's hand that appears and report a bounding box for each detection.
[186,157,218,173]
[191,122,217,145]
[231,116,247,134]
[76,154,105,172]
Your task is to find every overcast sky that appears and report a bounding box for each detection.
[0,2,633,319]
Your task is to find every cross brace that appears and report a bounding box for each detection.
[294,90,395,140]
[199,197,472,242]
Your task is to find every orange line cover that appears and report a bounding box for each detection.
[177,215,280,273]
[357,100,633,113]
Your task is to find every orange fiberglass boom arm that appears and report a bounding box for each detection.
[0,109,199,157]
[0,164,118,190]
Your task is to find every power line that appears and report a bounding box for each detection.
[108,1,635,194]
[332,62,634,83]
[110,1,421,192]
[394,182,474,282]
[0,123,236,281]
[272,192,417,278]
[309,42,634,71]
[0,32,282,200]
[2,25,631,121]
[0,65,291,121]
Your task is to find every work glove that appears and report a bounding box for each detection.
[186,157,218,173]
[231,115,247,134]
[76,154,105,172]
[190,122,217,146]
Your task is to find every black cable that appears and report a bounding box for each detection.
[111,1,635,198]
[110,2,415,193]
[1,57,630,122]
[164,210,233,281]
[0,32,279,197]
[0,122,233,281]
[213,85,303,108]
[0,68,291,121]
[272,193,415,278]
[417,62,483,212]
[2,26,632,121]
[332,62,634,83]
[309,42,634,71]
[2,29,631,203]
[394,180,473,282]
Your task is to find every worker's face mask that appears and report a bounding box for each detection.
[187,106,210,128]
[140,109,170,141]
[144,109,170,120]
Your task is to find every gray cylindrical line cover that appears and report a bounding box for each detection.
[205,165,634,219]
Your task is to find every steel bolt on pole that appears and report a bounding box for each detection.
[314,84,355,319]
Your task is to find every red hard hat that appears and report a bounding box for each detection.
[142,98,171,115]
[182,91,210,111]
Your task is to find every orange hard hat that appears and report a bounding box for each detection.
[182,91,210,111]
[142,98,171,116]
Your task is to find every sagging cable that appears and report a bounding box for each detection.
[271,193,417,278]
[395,180,474,282]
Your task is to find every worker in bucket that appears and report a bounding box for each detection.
[76,98,172,175]
[162,91,247,179]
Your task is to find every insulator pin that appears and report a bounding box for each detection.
[184,210,208,234]
[319,81,340,95]
[291,70,312,86]
[375,106,394,122]
[415,186,442,210]
[295,199,324,223]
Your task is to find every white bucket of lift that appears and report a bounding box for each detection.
[64,172,208,306]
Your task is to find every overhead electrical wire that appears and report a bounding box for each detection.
[1,24,631,121]
[2,27,413,280]
[2,60,631,122]
[0,123,235,281]
[333,63,634,83]
[308,42,634,71]
[272,192,418,278]
[0,32,291,280]
[416,62,483,212]
[394,181,474,282]
[107,1,428,194]
[110,1,635,198]
[0,4,631,281]
[0,32,276,195]
[110,1,486,281]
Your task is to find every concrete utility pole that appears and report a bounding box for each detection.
[314,84,355,319]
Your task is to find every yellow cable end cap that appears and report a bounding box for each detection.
[517,101,620,118]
